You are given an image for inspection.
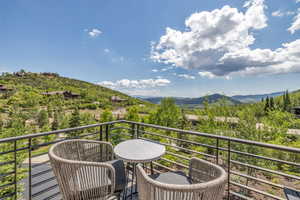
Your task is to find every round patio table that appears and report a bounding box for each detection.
[114,139,165,200]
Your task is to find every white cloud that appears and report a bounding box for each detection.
[98,78,171,89]
[161,66,173,71]
[198,72,216,79]
[151,0,267,75]
[150,0,300,78]
[272,10,284,17]
[177,74,196,79]
[243,0,267,29]
[104,48,110,53]
[123,89,161,96]
[88,28,102,37]
[151,66,173,72]
[272,10,295,17]
[288,10,300,34]
[296,0,300,3]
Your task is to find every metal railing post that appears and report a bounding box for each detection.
[216,138,219,165]
[14,141,17,200]
[227,140,231,200]
[99,125,103,141]
[105,124,109,141]
[131,123,135,139]
[28,138,32,200]
[136,124,140,139]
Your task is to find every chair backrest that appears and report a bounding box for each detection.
[49,139,116,200]
[136,157,227,200]
[51,139,114,162]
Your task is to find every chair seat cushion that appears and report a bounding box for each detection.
[149,171,192,185]
[284,187,300,200]
[106,159,126,192]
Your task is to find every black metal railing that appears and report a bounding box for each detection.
[0,120,300,200]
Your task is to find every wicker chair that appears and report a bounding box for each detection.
[49,139,126,200]
[136,157,227,200]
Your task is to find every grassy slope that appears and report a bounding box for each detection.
[0,72,148,110]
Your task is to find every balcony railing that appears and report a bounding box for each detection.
[0,120,300,200]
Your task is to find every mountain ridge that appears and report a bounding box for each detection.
[140,93,241,108]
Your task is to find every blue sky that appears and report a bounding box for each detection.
[1,0,300,97]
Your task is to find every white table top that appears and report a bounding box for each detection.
[114,139,165,163]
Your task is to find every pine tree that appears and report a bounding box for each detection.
[51,111,59,131]
[286,90,291,112]
[264,96,270,112]
[283,90,291,112]
[270,97,275,111]
[37,110,49,128]
[69,108,81,137]
[69,107,80,128]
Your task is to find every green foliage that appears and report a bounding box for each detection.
[81,112,97,125]
[69,107,81,128]
[148,98,181,128]
[69,107,81,137]
[51,111,60,131]
[37,110,49,128]
[125,106,140,122]
[283,90,292,112]
[100,109,114,122]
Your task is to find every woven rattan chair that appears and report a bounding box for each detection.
[136,157,227,200]
[49,139,126,200]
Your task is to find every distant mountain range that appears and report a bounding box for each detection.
[231,91,285,103]
[137,91,286,107]
[139,94,241,108]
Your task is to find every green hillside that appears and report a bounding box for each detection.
[0,71,146,111]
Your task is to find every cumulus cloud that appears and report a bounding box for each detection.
[151,0,300,78]
[104,48,110,53]
[98,78,171,89]
[288,10,300,34]
[177,74,196,79]
[88,28,102,37]
[152,69,159,72]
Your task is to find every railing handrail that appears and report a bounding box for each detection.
[1,119,300,154]
[122,120,300,154]
[0,120,121,143]
[0,120,299,200]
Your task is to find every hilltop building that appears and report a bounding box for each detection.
[0,84,13,93]
[42,91,80,99]
[111,96,127,103]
